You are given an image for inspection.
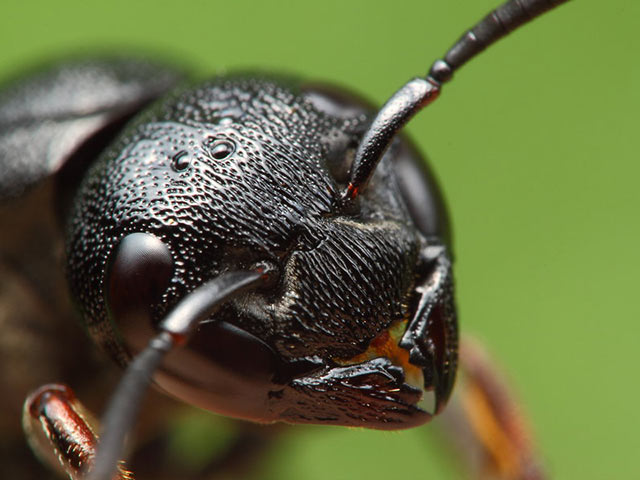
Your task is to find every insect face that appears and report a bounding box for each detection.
[66,76,457,428]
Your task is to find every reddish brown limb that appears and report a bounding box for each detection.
[438,338,546,480]
[23,383,282,480]
[23,383,133,480]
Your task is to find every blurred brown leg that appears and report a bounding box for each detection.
[23,383,133,480]
[437,337,546,480]
[24,381,283,480]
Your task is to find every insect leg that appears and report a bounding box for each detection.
[438,338,547,480]
[23,383,133,480]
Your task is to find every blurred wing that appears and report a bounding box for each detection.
[0,57,185,200]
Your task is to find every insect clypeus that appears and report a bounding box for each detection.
[0,0,571,479]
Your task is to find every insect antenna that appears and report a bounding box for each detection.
[86,267,273,480]
[342,0,571,202]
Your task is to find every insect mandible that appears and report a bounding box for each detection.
[0,0,571,478]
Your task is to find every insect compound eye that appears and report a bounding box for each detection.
[165,321,281,386]
[203,137,235,160]
[152,315,294,423]
[171,150,192,172]
[105,232,173,355]
[301,83,371,119]
[300,84,371,187]
[323,130,357,185]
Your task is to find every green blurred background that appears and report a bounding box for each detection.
[1,0,637,478]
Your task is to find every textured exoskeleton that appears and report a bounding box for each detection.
[65,75,458,429]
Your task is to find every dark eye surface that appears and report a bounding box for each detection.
[300,84,372,186]
[324,132,357,184]
[106,232,173,354]
[163,320,280,386]
[301,83,371,118]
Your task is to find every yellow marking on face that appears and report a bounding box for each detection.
[334,320,424,389]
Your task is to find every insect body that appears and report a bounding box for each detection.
[0,0,571,478]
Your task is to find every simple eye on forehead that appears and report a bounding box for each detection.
[203,137,235,160]
[125,124,238,171]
